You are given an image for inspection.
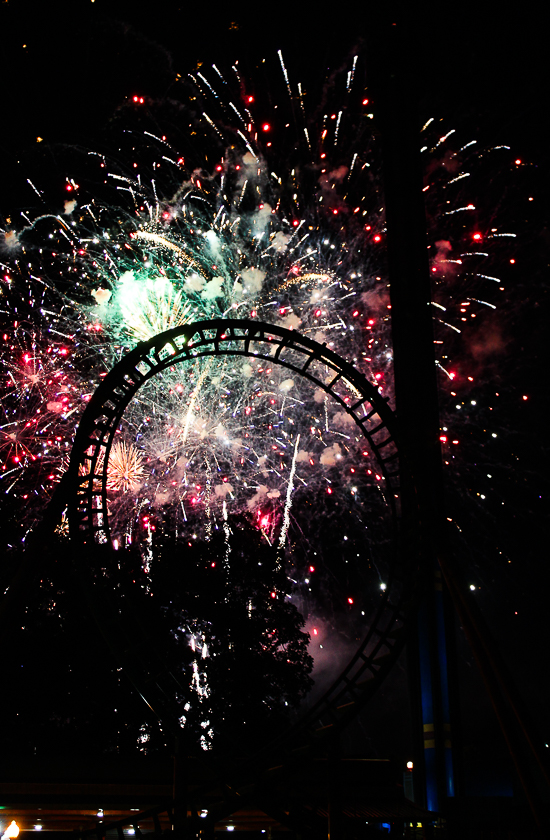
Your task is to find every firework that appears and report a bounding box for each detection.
[114,272,193,342]
[106,439,146,494]
[0,49,526,745]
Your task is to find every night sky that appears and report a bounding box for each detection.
[1,0,548,799]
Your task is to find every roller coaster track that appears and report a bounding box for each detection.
[33,319,427,831]
[67,319,404,545]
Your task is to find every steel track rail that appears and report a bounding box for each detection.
[35,319,426,823]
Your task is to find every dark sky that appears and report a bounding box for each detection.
[1,0,548,797]
[1,2,548,226]
[1,1,548,161]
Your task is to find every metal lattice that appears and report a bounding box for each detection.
[67,319,402,546]
[40,318,428,829]
[58,319,424,783]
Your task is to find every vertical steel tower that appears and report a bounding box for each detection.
[369,19,459,813]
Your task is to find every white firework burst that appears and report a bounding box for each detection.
[106,440,146,493]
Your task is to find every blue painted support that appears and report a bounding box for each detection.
[417,598,439,813]
[434,569,455,798]
[417,568,457,813]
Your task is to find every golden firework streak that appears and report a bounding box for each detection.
[132,231,209,280]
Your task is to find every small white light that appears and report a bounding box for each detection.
[227,827,235,832]
[407,761,413,770]
[127,831,135,837]
[34,827,43,832]
[470,585,476,591]
[380,583,387,591]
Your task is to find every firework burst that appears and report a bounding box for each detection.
[106,439,146,494]
[0,49,528,726]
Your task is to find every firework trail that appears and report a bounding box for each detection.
[278,433,301,555]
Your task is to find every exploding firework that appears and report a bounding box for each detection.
[106,439,146,494]
[0,48,529,748]
[110,272,193,342]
